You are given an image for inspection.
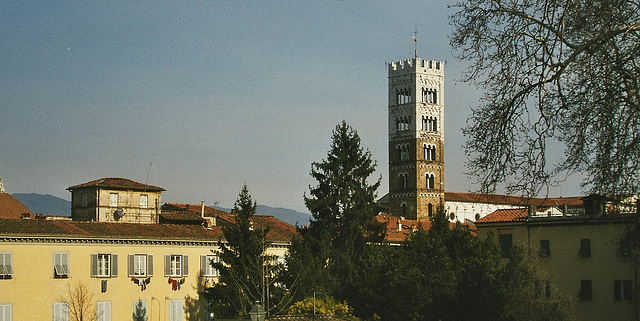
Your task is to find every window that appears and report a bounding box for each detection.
[539,240,550,258]
[133,300,148,321]
[53,302,69,321]
[140,195,148,209]
[54,253,70,278]
[426,173,435,189]
[128,254,153,277]
[0,253,13,279]
[579,279,592,300]
[201,255,220,277]
[96,302,111,321]
[81,193,88,207]
[615,280,633,302]
[91,254,118,278]
[400,203,408,216]
[499,234,513,257]
[109,193,118,207]
[169,300,183,321]
[0,304,11,321]
[424,144,436,161]
[165,255,188,277]
[579,239,591,257]
[400,173,408,189]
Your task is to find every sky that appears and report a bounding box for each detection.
[0,1,584,214]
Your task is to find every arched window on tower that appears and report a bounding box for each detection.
[399,173,408,189]
[426,173,435,189]
[401,203,408,216]
[428,203,433,217]
[424,145,436,161]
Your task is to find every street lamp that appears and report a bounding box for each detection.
[249,301,266,321]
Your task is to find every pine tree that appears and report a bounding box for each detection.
[207,184,288,317]
[298,120,384,297]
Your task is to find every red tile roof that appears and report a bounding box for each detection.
[67,178,165,192]
[0,218,224,240]
[162,202,298,243]
[375,214,462,242]
[475,208,529,223]
[162,202,232,218]
[0,193,34,220]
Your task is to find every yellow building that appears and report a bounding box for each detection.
[475,195,639,321]
[67,178,165,223]
[0,178,296,321]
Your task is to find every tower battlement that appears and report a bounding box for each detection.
[388,58,444,76]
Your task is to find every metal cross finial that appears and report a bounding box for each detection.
[412,29,418,59]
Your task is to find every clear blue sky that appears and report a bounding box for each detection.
[0,1,582,213]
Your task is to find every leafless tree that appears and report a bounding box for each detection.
[449,0,640,196]
[60,282,97,321]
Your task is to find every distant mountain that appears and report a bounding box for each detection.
[10,193,311,226]
[12,193,71,216]
[256,205,311,227]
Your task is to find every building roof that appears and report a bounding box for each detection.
[0,218,223,241]
[375,213,462,243]
[444,192,584,207]
[475,208,529,223]
[162,202,299,243]
[67,177,165,192]
[0,192,34,220]
[162,202,230,217]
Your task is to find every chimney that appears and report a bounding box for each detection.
[201,201,205,218]
[397,219,402,231]
[528,205,537,217]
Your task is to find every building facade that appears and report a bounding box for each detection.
[387,58,445,220]
[476,197,639,321]
[67,178,165,223]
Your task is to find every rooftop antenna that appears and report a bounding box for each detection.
[412,29,418,59]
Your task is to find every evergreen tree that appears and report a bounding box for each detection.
[206,184,288,317]
[293,121,385,299]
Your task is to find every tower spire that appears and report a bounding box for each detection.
[412,29,418,59]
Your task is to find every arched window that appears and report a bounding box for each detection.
[428,203,433,217]
[401,203,408,216]
[426,173,435,189]
[400,173,408,189]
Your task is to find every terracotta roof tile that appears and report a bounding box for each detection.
[67,178,165,192]
[375,214,461,242]
[0,219,225,240]
[0,193,34,219]
[475,208,529,223]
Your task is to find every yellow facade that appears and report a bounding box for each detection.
[477,215,637,321]
[0,221,290,321]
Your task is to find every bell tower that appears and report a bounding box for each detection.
[388,58,445,220]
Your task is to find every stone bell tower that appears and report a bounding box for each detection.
[387,57,445,220]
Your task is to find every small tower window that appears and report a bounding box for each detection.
[424,144,436,161]
[426,173,435,189]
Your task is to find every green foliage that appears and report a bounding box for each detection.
[206,184,289,318]
[350,211,574,321]
[291,121,384,299]
[132,300,147,321]
[287,296,358,320]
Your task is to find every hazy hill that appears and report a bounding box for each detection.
[11,193,311,226]
[12,193,71,216]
